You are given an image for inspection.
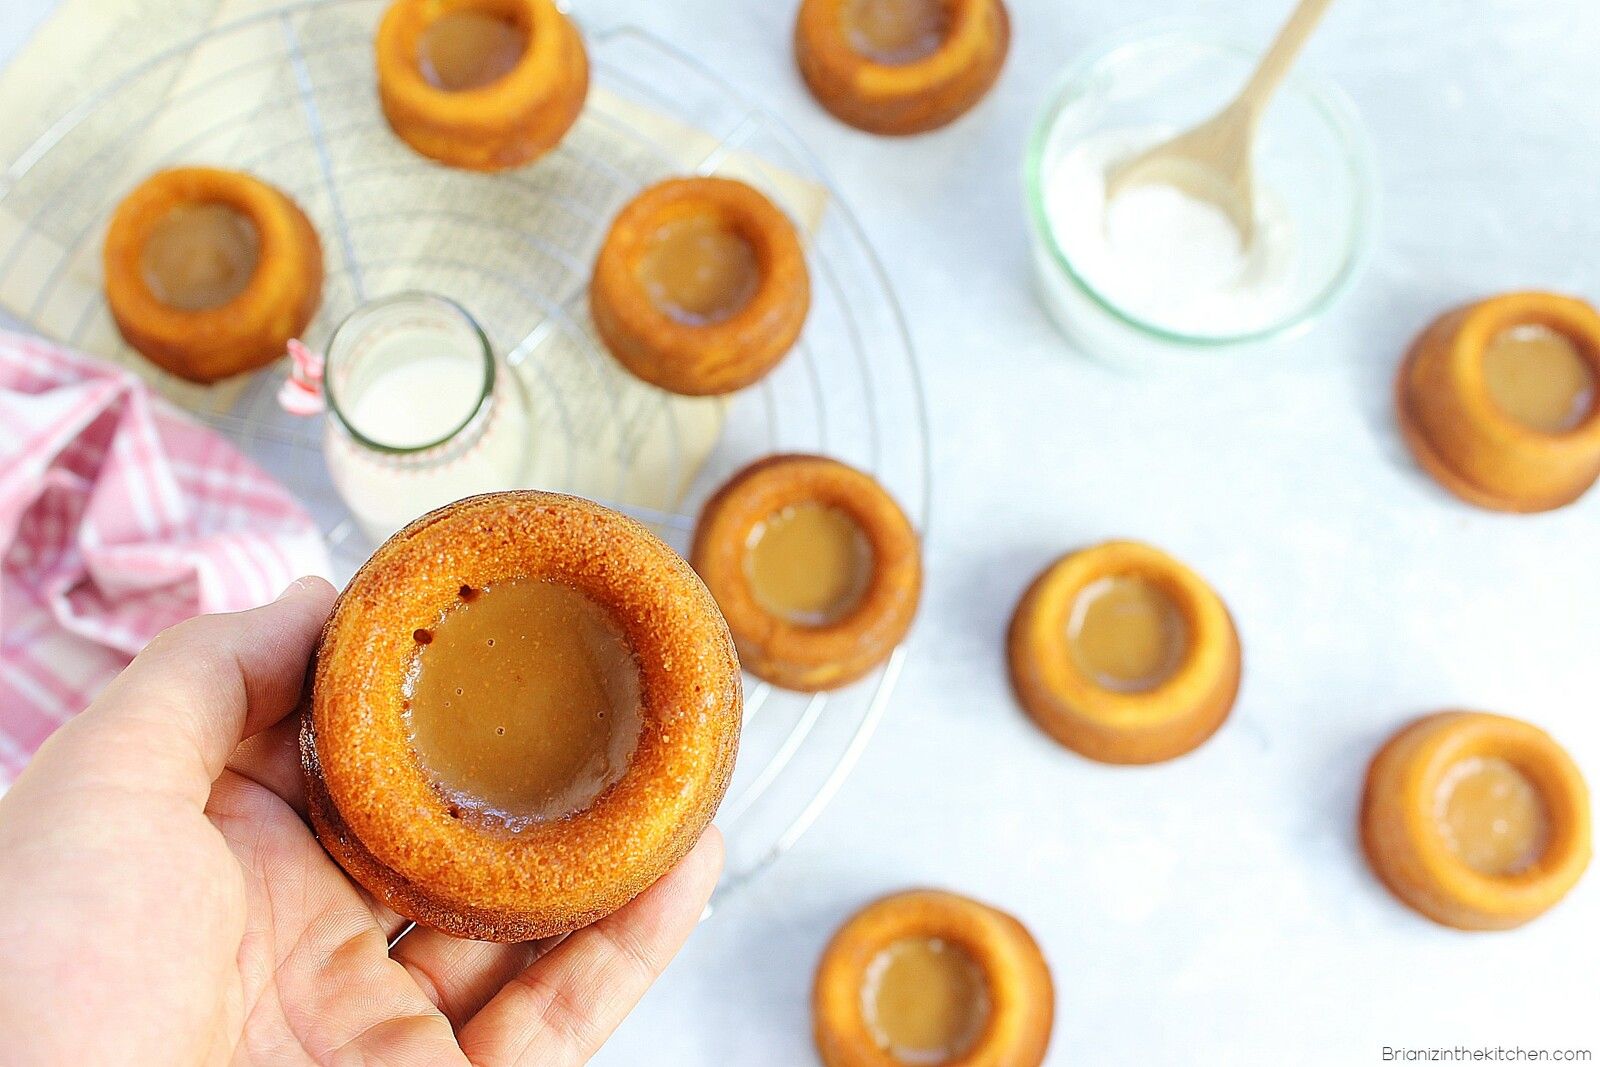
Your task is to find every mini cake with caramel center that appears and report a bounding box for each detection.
[590,177,810,396]
[304,491,741,942]
[691,454,921,692]
[376,0,588,171]
[814,889,1053,1067]
[795,0,1011,135]
[103,167,322,383]
[1397,291,1600,512]
[1361,711,1590,931]
[1008,541,1240,765]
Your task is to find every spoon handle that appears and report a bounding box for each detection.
[1236,0,1337,118]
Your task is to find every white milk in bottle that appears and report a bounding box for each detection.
[322,293,530,543]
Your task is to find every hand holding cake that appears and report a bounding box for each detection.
[0,578,721,1066]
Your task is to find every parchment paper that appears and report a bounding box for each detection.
[0,0,829,519]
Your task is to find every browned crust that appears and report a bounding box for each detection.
[1394,293,1600,514]
[813,889,1054,1067]
[794,0,1010,135]
[376,0,589,171]
[590,177,811,396]
[1396,338,1544,513]
[1006,541,1240,765]
[690,454,921,691]
[1360,711,1591,932]
[102,167,323,383]
[303,491,741,942]
[302,720,608,941]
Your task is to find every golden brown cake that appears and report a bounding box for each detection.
[794,0,1011,135]
[590,176,810,396]
[303,491,741,942]
[813,889,1053,1067]
[1397,291,1600,512]
[1008,540,1240,765]
[690,454,920,691]
[1361,711,1591,931]
[376,0,588,171]
[102,167,322,383]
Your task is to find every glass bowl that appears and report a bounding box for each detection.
[1024,25,1378,369]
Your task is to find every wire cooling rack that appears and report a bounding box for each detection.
[0,1,930,904]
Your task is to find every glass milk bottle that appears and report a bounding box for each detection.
[321,292,530,543]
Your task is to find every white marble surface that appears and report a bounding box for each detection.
[4,0,1599,1063]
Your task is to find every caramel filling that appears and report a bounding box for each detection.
[139,202,260,312]
[843,0,948,65]
[638,213,760,326]
[744,501,872,626]
[861,937,989,1064]
[1435,756,1550,877]
[404,579,642,827]
[1481,323,1595,433]
[417,10,528,92]
[1067,575,1189,693]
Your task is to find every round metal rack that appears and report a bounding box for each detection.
[0,0,931,904]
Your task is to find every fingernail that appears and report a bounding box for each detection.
[275,577,309,602]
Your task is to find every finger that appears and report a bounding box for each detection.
[226,712,309,814]
[392,930,550,1030]
[221,720,413,939]
[370,903,416,946]
[240,865,468,1067]
[23,576,336,807]
[458,828,723,1067]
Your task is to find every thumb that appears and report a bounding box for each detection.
[20,577,337,808]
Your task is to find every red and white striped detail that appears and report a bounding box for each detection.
[277,338,326,416]
[0,330,329,784]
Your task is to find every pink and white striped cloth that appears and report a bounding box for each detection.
[0,331,328,783]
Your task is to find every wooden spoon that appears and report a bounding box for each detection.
[1106,0,1336,248]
